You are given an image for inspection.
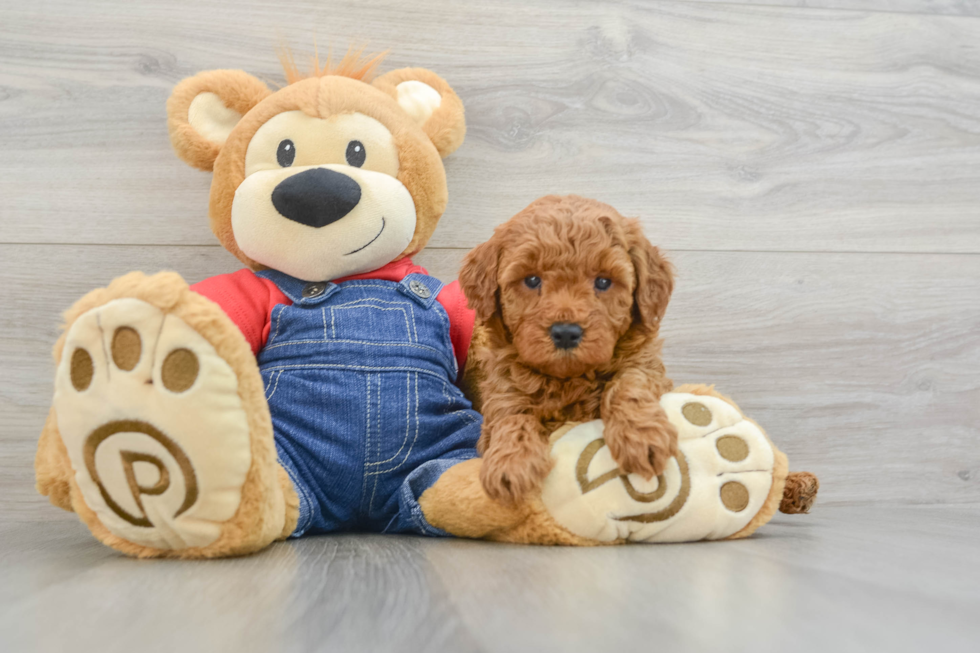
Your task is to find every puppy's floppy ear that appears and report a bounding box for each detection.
[459,237,501,322]
[373,68,466,157]
[167,70,271,171]
[625,219,674,330]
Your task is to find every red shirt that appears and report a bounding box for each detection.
[190,258,475,377]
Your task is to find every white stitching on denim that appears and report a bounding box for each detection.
[433,300,452,354]
[260,338,455,371]
[331,304,412,343]
[278,455,313,534]
[441,381,479,425]
[263,339,442,355]
[341,283,394,289]
[404,300,418,342]
[331,296,412,307]
[328,298,414,317]
[266,370,283,400]
[321,307,328,341]
[362,373,373,507]
[333,303,411,314]
[260,363,449,382]
[413,504,433,535]
[367,373,387,512]
[376,374,383,463]
[410,373,420,467]
[367,372,419,476]
[369,471,380,515]
[269,304,286,345]
[329,296,419,343]
[440,381,456,409]
[365,372,412,467]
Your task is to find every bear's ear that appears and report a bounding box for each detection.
[167,70,271,171]
[373,68,466,157]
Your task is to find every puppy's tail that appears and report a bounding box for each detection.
[779,471,819,514]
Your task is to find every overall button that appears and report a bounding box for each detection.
[408,279,431,299]
[302,282,327,298]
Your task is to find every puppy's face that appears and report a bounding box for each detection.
[461,196,674,378]
[497,225,636,377]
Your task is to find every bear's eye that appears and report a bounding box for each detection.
[524,276,542,290]
[277,140,295,167]
[594,277,612,291]
[346,140,366,168]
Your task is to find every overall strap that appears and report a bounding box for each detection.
[396,273,445,309]
[255,269,340,307]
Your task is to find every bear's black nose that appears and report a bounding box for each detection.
[271,168,362,228]
[550,323,583,350]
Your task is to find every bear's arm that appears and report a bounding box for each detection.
[190,269,291,355]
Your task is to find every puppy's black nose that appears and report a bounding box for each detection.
[550,323,583,350]
[271,168,361,228]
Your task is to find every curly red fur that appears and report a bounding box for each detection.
[459,195,679,504]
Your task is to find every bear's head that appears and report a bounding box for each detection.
[166,51,465,282]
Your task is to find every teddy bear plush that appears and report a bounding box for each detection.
[34,52,814,558]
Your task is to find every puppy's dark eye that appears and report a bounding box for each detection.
[594,277,612,291]
[346,140,366,167]
[524,275,542,290]
[277,139,295,167]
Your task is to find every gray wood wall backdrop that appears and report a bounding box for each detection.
[1,0,978,522]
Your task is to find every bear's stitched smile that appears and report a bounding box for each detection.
[345,217,386,255]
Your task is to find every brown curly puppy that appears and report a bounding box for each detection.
[459,195,679,504]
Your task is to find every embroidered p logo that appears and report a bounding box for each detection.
[575,437,691,523]
[83,420,198,528]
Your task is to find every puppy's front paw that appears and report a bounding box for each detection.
[480,443,552,505]
[603,408,679,480]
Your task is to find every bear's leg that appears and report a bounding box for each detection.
[422,385,806,545]
[35,406,74,512]
[417,458,529,538]
[420,457,610,546]
[538,387,791,543]
[42,271,298,558]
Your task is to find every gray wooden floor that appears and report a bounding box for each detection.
[1,0,978,651]
[1,504,978,653]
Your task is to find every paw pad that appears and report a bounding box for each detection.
[70,348,94,391]
[53,298,253,550]
[681,402,712,426]
[541,391,778,543]
[719,481,749,512]
[111,326,142,371]
[715,435,749,462]
[161,348,199,393]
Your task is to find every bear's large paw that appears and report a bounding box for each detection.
[540,391,782,543]
[53,298,256,551]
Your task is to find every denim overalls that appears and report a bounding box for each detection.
[255,269,481,537]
